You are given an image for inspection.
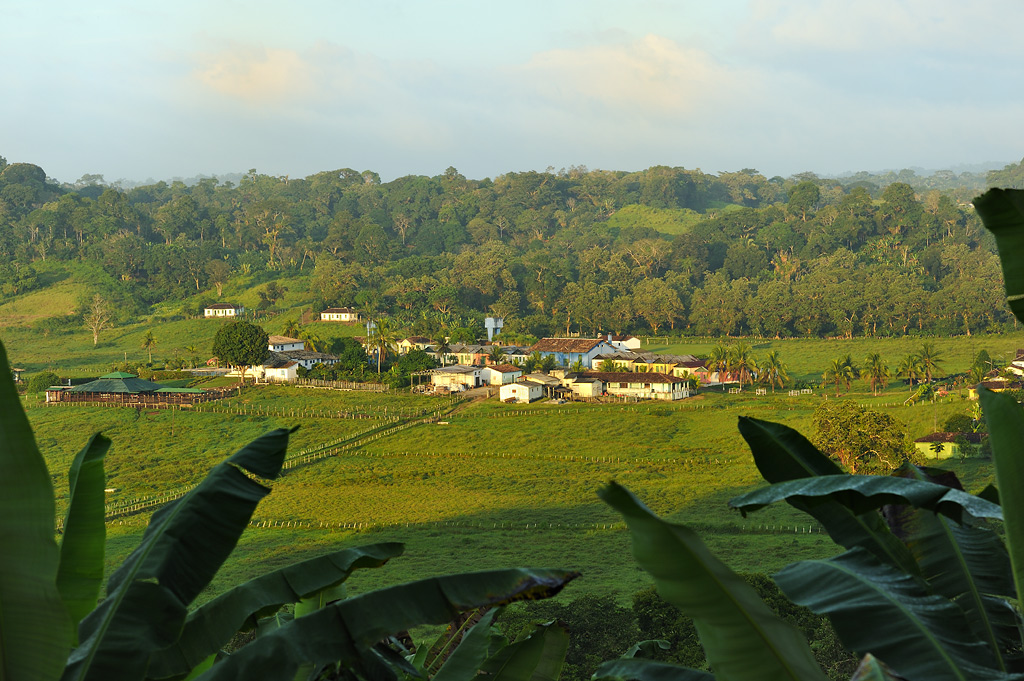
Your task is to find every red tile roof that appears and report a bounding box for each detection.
[530,338,608,353]
[582,371,682,384]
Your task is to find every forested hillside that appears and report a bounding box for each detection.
[2,156,1023,340]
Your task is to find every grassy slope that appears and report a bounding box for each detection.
[33,381,992,606]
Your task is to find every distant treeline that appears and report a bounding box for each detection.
[1,155,1023,339]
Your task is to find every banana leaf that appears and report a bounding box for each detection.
[421,607,492,677]
[973,188,1024,323]
[64,428,293,681]
[431,609,500,681]
[0,341,73,681]
[600,482,827,681]
[729,476,1002,523]
[775,548,1004,681]
[886,465,1016,670]
[622,640,671,659]
[593,659,714,681]
[192,568,578,681]
[737,417,919,575]
[57,433,110,642]
[147,543,403,679]
[849,654,903,681]
[480,620,568,681]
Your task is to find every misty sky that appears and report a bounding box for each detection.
[3,0,1023,184]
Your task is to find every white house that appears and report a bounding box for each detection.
[428,365,482,391]
[320,307,361,322]
[499,380,544,403]
[277,350,339,370]
[608,334,642,350]
[268,335,305,352]
[587,371,690,401]
[262,359,298,383]
[204,303,244,318]
[480,364,523,385]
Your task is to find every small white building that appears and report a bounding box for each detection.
[320,307,361,322]
[204,303,245,318]
[499,380,544,404]
[263,360,298,383]
[480,364,523,385]
[608,334,642,350]
[567,377,603,399]
[268,335,305,352]
[429,365,482,391]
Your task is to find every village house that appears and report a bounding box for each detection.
[276,350,339,371]
[261,358,299,383]
[913,432,982,459]
[268,335,305,352]
[584,371,690,401]
[561,374,604,399]
[529,338,617,368]
[45,371,219,405]
[320,307,361,322]
[608,334,642,351]
[204,303,244,318]
[499,378,544,404]
[480,364,523,385]
[397,337,433,355]
[426,365,482,391]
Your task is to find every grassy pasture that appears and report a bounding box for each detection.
[28,374,993,606]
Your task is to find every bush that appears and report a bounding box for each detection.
[27,371,60,393]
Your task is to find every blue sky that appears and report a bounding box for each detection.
[3,1,1022,183]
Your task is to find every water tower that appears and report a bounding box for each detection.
[484,316,504,342]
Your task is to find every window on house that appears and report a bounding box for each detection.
[619,382,627,388]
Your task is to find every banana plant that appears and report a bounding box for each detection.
[0,340,578,681]
[591,188,1024,681]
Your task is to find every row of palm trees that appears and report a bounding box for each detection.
[822,342,944,396]
[705,342,790,392]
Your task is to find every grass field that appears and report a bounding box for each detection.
[25,369,995,607]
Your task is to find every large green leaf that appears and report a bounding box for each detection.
[973,188,1024,323]
[775,548,1004,681]
[729,476,1002,523]
[0,341,73,681]
[848,654,903,681]
[57,433,110,642]
[147,543,403,679]
[736,417,919,575]
[599,482,827,681]
[481,620,568,681]
[432,609,501,681]
[64,428,292,681]
[980,387,1024,636]
[593,658,714,681]
[193,568,578,681]
[887,465,1016,671]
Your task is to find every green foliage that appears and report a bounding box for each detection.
[812,401,911,473]
[211,321,268,381]
[28,370,60,393]
[0,338,578,681]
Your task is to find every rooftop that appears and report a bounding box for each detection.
[530,338,610,353]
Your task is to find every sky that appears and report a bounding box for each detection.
[2,0,1023,184]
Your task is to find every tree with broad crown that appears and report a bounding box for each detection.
[212,321,268,384]
[812,400,911,473]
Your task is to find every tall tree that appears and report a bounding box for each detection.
[141,330,157,364]
[758,350,788,393]
[896,353,924,391]
[84,294,111,347]
[863,352,890,396]
[212,321,269,384]
[917,342,944,383]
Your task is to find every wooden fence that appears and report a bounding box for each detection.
[295,378,389,391]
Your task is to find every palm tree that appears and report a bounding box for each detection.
[707,343,730,382]
[141,331,157,364]
[298,328,324,352]
[282,318,302,338]
[918,342,944,383]
[897,353,924,392]
[487,345,506,366]
[371,317,402,374]
[822,356,856,396]
[864,352,891,396]
[434,338,452,367]
[758,350,788,393]
[730,341,757,389]
[184,344,199,369]
[569,358,586,373]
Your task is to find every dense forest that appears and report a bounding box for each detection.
[3,155,1024,340]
